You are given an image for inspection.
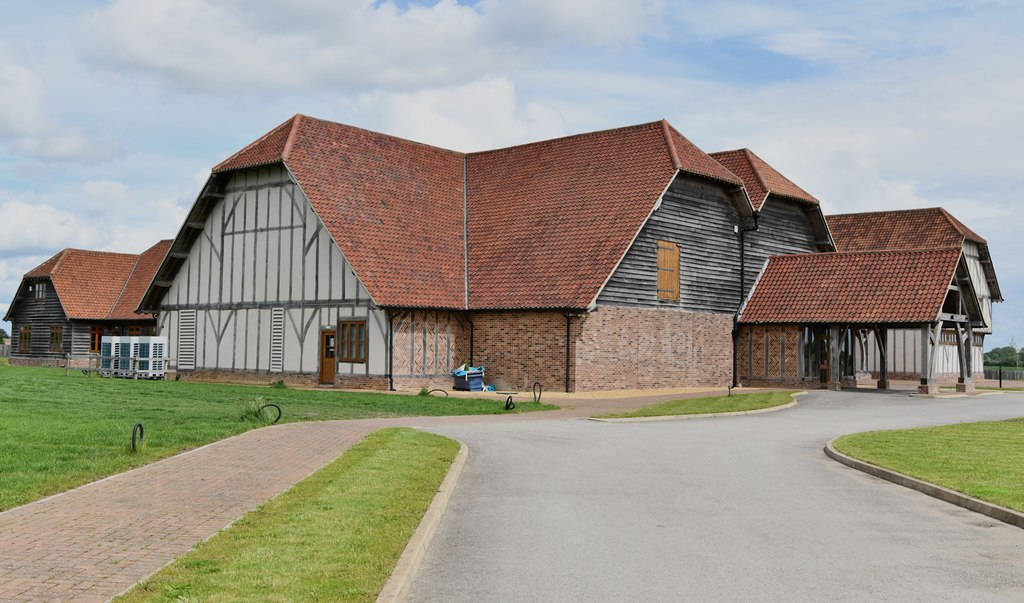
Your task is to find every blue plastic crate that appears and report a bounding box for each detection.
[453,370,485,391]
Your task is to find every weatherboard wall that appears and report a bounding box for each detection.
[597,176,820,314]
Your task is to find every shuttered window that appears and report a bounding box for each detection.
[178,310,197,370]
[657,240,680,301]
[339,319,367,363]
[269,308,284,372]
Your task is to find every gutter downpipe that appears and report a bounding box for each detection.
[733,211,760,388]
[564,312,573,393]
[387,311,394,391]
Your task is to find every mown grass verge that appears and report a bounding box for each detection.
[595,390,796,419]
[833,418,1024,513]
[0,362,553,511]
[116,428,458,602]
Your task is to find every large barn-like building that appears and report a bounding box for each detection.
[5,241,172,367]
[129,115,998,393]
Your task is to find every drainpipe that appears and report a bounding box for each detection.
[733,211,760,387]
[564,312,573,393]
[466,311,474,365]
[387,311,394,391]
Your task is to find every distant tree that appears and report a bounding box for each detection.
[0,327,8,341]
[985,345,1020,367]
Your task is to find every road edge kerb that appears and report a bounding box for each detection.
[588,391,806,423]
[377,439,469,603]
[824,438,1024,530]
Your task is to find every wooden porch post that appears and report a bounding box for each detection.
[829,324,842,390]
[918,322,940,395]
[955,322,975,393]
[874,325,888,389]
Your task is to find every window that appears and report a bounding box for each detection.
[338,319,367,363]
[656,240,680,301]
[127,326,142,336]
[90,326,103,354]
[49,326,64,353]
[18,326,31,352]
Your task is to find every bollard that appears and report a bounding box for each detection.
[999,366,1003,389]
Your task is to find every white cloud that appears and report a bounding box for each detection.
[0,199,104,254]
[348,76,565,151]
[83,179,130,203]
[83,0,663,95]
[0,45,48,138]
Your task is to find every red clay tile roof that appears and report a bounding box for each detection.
[190,115,747,310]
[739,248,962,324]
[11,243,171,321]
[467,121,743,309]
[280,115,467,308]
[109,240,172,320]
[827,207,985,252]
[710,148,819,211]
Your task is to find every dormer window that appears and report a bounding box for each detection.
[32,283,45,299]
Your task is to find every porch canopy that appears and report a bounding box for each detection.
[738,247,984,392]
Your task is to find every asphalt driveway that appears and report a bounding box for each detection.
[409,390,1024,602]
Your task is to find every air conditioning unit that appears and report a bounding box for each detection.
[100,336,168,379]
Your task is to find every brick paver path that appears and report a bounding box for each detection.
[0,388,735,602]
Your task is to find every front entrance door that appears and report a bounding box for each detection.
[319,329,336,385]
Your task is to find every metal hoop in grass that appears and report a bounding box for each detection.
[504,395,516,411]
[533,382,543,404]
[131,422,144,452]
[427,389,449,397]
[259,403,282,424]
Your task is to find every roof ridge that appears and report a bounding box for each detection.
[660,119,682,170]
[214,114,298,172]
[107,255,142,319]
[825,207,944,219]
[297,114,464,156]
[742,148,772,208]
[467,120,665,157]
[281,113,303,163]
[781,246,962,260]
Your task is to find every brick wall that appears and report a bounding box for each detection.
[470,311,572,392]
[735,324,805,387]
[574,306,733,390]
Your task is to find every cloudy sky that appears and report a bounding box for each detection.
[1,0,1021,347]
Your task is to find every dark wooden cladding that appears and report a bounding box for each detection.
[743,199,819,294]
[597,176,820,313]
[8,280,69,358]
[598,176,742,313]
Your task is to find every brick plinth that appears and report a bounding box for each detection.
[918,383,940,395]
[180,369,319,388]
[955,382,976,393]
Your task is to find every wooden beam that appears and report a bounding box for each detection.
[185,221,205,229]
[153,280,173,288]
[938,313,968,323]
[168,251,188,259]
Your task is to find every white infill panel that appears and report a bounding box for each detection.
[178,310,197,370]
[270,307,285,372]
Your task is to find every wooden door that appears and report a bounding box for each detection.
[319,329,336,385]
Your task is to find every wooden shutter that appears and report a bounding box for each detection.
[269,308,284,372]
[657,240,680,301]
[178,310,197,370]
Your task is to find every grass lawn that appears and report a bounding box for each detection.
[833,418,1024,513]
[116,428,458,602]
[595,390,797,419]
[0,362,554,511]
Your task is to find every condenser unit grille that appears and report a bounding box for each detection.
[178,310,197,370]
[270,308,284,372]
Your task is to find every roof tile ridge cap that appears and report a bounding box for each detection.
[107,255,143,319]
[49,248,71,275]
[660,119,683,170]
[466,120,665,157]
[741,148,773,208]
[823,246,962,258]
[708,148,745,158]
[214,114,297,171]
[281,114,303,163]
[303,114,463,155]
[936,206,985,243]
